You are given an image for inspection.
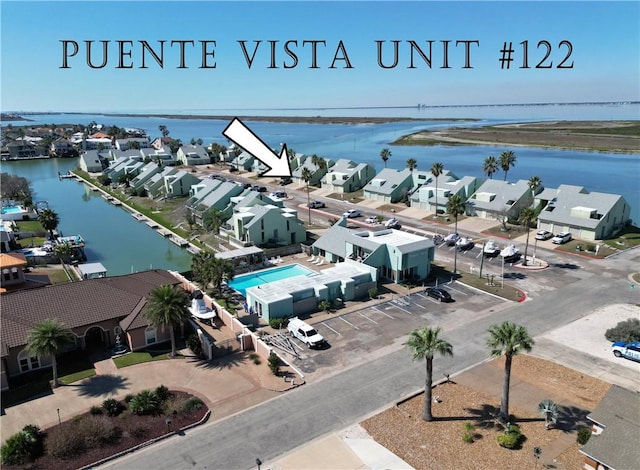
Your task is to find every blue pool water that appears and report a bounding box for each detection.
[1,206,23,214]
[228,264,314,297]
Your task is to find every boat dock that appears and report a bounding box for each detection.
[145,220,159,229]
[131,212,145,221]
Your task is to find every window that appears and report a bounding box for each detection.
[18,349,41,373]
[145,327,157,345]
[2,269,9,281]
[11,267,19,280]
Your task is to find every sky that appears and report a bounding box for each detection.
[1,1,638,113]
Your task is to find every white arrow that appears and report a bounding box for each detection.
[222,118,292,177]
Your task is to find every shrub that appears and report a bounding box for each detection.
[182,397,204,413]
[0,425,43,465]
[124,393,135,404]
[102,398,124,417]
[368,287,379,300]
[187,334,203,356]
[462,422,475,443]
[249,352,262,365]
[462,433,474,443]
[46,425,86,459]
[269,317,288,329]
[97,174,111,186]
[605,318,640,342]
[577,427,592,445]
[129,390,161,416]
[268,352,280,376]
[318,300,331,312]
[90,405,103,415]
[78,415,122,448]
[496,424,522,449]
[155,385,172,402]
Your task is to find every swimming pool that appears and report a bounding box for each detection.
[1,206,23,214]
[228,264,315,297]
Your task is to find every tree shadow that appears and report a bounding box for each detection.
[503,272,527,280]
[191,351,248,370]
[73,374,130,398]
[556,404,591,432]
[551,263,580,270]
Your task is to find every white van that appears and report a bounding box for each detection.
[287,317,326,348]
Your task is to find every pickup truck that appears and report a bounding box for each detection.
[287,317,327,348]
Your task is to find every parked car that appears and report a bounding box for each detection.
[343,209,362,218]
[535,230,553,241]
[385,217,401,229]
[612,341,640,362]
[425,287,452,302]
[444,232,460,246]
[287,317,327,349]
[242,182,253,189]
[279,177,293,186]
[365,216,379,224]
[552,232,572,244]
[269,191,287,199]
[229,166,238,173]
[251,185,267,192]
[308,200,325,209]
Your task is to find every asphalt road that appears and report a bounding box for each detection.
[104,248,640,470]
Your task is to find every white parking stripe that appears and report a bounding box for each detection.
[339,316,360,330]
[389,304,413,315]
[412,302,427,309]
[358,312,378,324]
[415,293,429,300]
[321,322,340,336]
[446,285,468,295]
[371,306,394,319]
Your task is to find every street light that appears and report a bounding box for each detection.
[165,417,172,433]
[56,408,61,426]
[256,458,262,470]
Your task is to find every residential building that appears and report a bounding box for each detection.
[0,253,27,291]
[580,385,640,470]
[0,224,17,253]
[5,141,40,159]
[231,204,306,247]
[245,260,378,321]
[115,137,150,151]
[144,167,179,199]
[104,156,145,182]
[292,157,334,186]
[177,144,209,166]
[190,181,244,221]
[0,270,181,391]
[536,185,631,241]
[79,150,109,173]
[140,146,176,166]
[321,159,376,193]
[233,151,255,171]
[312,217,435,283]
[163,170,201,198]
[82,137,113,151]
[465,179,536,221]
[150,137,176,150]
[411,175,480,213]
[130,162,163,190]
[50,138,76,157]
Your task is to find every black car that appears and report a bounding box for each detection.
[229,166,238,172]
[425,287,452,302]
[279,177,292,186]
[251,185,267,192]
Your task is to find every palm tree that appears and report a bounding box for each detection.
[38,208,59,241]
[499,151,516,181]
[538,399,559,430]
[518,207,537,266]
[487,321,534,421]
[145,285,190,358]
[446,194,466,274]
[232,147,242,173]
[430,162,444,217]
[158,125,170,138]
[311,154,326,172]
[26,319,76,387]
[211,257,235,296]
[202,207,224,234]
[301,167,313,224]
[406,158,417,172]
[482,155,498,179]
[527,176,542,209]
[380,148,391,168]
[406,327,453,421]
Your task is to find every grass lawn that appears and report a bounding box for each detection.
[15,220,45,233]
[326,190,364,204]
[44,268,71,284]
[603,225,640,250]
[482,223,528,239]
[17,236,47,247]
[58,368,96,385]
[113,351,184,368]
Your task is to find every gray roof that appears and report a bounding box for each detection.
[215,246,263,260]
[537,184,627,229]
[580,385,640,470]
[292,158,334,177]
[468,179,531,212]
[364,168,413,196]
[196,181,243,211]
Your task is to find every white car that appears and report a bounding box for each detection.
[287,317,327,348]
[343,209,361,218]
[552,232,572,244]
[535,230,553,241]
[365,216,378,224]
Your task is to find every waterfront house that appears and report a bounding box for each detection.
[0,224,17,253]
[465,179,535,221]
[536,184,630,241]
[82,137,113,151]
[312,217,435,283]
[6,140,40,160]
[0,270,182,391]
[104,156,145,182]
[50,138,76,157]
[233,151,255,171]
[245,260,378,321]
[321,159,376,194]
[130,162,163,190]
[177,144,209,166]
[190,181,244,221]
[411,175,480,213]
[0,253,27,291]
[579,385,640,470]
[140,146,176,165]
[363,168,415,203]
[150,137,175,150]
[186,178,223,207]
[231,204,307,247]
[163,170,201,198]
[115,137,150,151]
[79,150,109,173]
[144,167,179,199]
[292,157,334,187]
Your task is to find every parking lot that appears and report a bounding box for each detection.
[282,282,507,378]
